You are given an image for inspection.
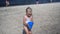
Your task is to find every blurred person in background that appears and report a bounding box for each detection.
[36,0,39,4]
[6,0,9,6]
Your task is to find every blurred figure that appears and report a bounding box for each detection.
[50,0,52,3]
[6,0,9,6]
[36,0,39,4]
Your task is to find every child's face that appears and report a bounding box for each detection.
[26,9,32,17]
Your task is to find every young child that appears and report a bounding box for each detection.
[23,7,33,34]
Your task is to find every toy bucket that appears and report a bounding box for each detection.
[28,21,34,29]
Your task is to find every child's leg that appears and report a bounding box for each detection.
[24,26,29,34]
[29,31,32,34]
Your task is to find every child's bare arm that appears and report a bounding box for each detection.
[23,17,28,26]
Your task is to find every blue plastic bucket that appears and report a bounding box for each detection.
[28,21,34,30]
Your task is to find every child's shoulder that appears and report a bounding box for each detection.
[23,15,27,18]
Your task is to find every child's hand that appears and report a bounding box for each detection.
[24,23,28,26]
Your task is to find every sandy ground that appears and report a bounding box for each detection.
[0,2,60,34]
